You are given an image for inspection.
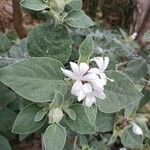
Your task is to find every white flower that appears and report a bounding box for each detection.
[89,57,114,83]
[61,57,112,108]
[120,148,127,150]
[132,123,143,135]
[61,62,100,99]
[130,32,137,40]
[81,83,106,107]
[90,57,109,73]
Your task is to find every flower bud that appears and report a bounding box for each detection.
[132,123,143,135]
[48,108,64,123]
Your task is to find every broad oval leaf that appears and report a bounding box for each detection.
[66,104,95,134]
[20,0,49,11]
[27,23,72,64]
[124,57,148,82]
[95,111,115,132]
[65,10,94,28]
[0,57,67,102]
[12,103,46,134]
[0,135,11,150]
[79,34,94,63]
[43,123,66,150]
[121,126,143,149]
[97,71,143,113]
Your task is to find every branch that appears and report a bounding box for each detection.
[12,0,27,39]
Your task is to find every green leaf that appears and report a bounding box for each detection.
[0,58,16,69]
[12,103,46,134]
[66,0,82,11]
[0,57,67,102]
[66,104,95,134]
[0,82,16,107]
[0,135,11,150]
[43,123,66,150]
[65,10,94,28]
[50,0,65,14]
[50,91,64,108]
[34,108,48,122]
[124,101,139,117]
[0,33,11,53]
[27,23,72,64]
[79,135,88,146]
[64,108,76,120]
[95,111,115,132]
[97,71,143,113]
[79,34,94,63]
[84,105,97,125]
[90,140,108,150]
[121,126,143,149]
[20,0,49,11]
[0,108,16,132]
[124,57,148,82]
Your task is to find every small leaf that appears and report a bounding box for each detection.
[124,57,148,82]
[0,33,11,53]
[97,71,143,113]
[20,0,49,11]
[27,23,72,64]
[66,0,82,11]
[84,104,97,125]
[0,108,16,132]
[121,126,143,149]
[79,34,94,63]
[12,103,46,134]
[43,123,66,150]
[66,104,95,134]
[0,135,11,150]
[65,10,94,28]
[64,108,76,120]
[95,111,115,132]
[80,135,88,146]
[34,108,48,122]
[48,108,64,123]
[50,91,64,108]
[0,57,67,103]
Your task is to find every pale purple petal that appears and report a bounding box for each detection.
[71,80,83,96]
[84,95,96,107]
[61,67,76,79]
[83,83,92,95]
[77,90,86,101]
[70,62,79,76]
[91,79,106,90]
[93,90,106,99]
[82,73,100,82]
[79,63,89,76]
[88,68,100,75]
[103,57,109,71]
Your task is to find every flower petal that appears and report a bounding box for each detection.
[91,79,106,90]
[70,62,79,76]
[84,95,96,107]
[77,90,86,101]
[82,73,100,82]
[61,67,76,79]
[83,83,92,95]
[88,68,100,75]
[71,80,83,96]
[93,90,106,99]
[103,57,109,71]
[79,63,89,76]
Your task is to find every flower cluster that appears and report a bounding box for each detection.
[61,57,113,107]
